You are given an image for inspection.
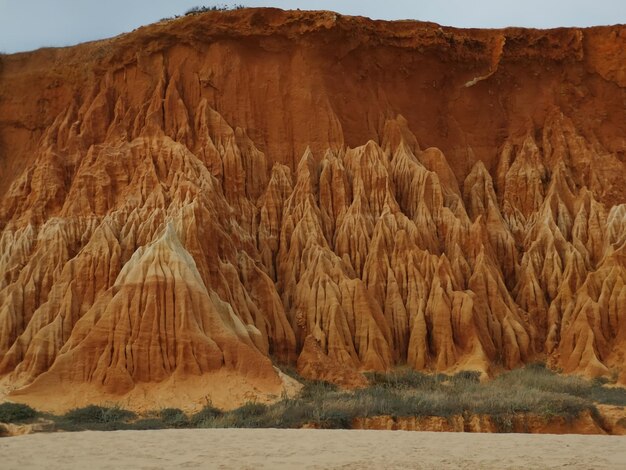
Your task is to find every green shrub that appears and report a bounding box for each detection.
[360,367,599,422]
[592,376,610,386]
[0,402,38,423]
[316,408,353,429]
[273,400,315,428]
[63,405,136,424]
[587,386,626,406]
[228,402,268,427]
[159,408,189,428]
[493,365,626,407]
[299,381,339,400]
[366,369,438,389]
[450,370,482,384]
[190,404,223,427]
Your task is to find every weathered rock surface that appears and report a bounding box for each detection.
[352,410,617,435]
[296,335,369,389]
[1,8,626,410]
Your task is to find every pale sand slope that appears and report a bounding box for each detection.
[1,429,626,469]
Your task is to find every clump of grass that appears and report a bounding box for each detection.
[492,364,626,406]
[190,404,223,427]
[186,365,620,430]
[299,380,339,400]
[160,3,246,21]
[63,404,136,424]
[270,399,315,428]
[56,404,137,431]
[230,402,267,421]
[450,370,482,384]
[185,4,246,15]
[366,369,437,389]
[0,402,38,423]
[7,364,626,433]
[158,408,189,428]
[363,366,601,422]
[196,402,271,428]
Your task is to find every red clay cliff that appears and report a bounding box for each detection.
[0,8,625,411]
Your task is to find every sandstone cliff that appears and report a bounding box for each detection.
[1,8,626,410]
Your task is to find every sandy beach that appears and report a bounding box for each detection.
[1,429,625,469]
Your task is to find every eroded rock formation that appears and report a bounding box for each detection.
[1,8,625,410]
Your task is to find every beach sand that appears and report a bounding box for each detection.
[1,429,626,469]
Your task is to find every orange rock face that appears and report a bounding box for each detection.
[1,8,626,410]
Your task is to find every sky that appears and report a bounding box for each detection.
[1,0,626,53]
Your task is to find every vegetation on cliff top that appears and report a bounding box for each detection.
[160,4,246,22]
[185,4,246,15]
